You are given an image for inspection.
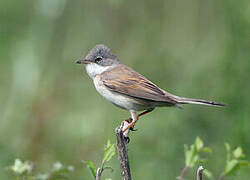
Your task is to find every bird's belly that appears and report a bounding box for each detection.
[93,76,152,111]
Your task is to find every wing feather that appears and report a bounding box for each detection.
[101,65,177,105]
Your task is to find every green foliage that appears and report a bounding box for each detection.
[7,159,33,176]
[85,160,97,179]
[184,137,211,168]
[5,138,250,180]
[222,143,250,177]
[6,159,74,180]
[85,140,117,180]
[103,140,117,163]
[182,137,250,180]
[5,141,117,180]
[202,169,214,179]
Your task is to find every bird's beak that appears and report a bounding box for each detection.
[75,59,91,64]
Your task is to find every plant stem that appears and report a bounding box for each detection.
[180,166,188,180]
[96,167,102,180]
[197,166,204,180]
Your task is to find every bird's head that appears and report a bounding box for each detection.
[75,44,120,67]
[75,44,121,78]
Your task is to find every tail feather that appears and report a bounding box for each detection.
[176,97,226,107]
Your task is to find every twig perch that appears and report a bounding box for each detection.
[115,126,132,180]
[197,166,204,180]
[180,165,204,180]
[96,168,102,180]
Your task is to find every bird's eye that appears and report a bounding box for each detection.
[95,56,102,63]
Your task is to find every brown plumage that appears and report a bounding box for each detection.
[101,64,225,107]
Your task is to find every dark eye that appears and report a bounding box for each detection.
[95,56,102,63]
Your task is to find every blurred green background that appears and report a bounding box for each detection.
[1,0,250,179]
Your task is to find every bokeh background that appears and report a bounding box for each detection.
[1,0,250,179]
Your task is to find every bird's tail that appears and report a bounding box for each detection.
[176,97,226,107]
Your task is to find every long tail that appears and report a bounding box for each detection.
[176,97,226,107]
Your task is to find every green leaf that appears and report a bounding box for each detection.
[195,137,204,151]
[184,137,211,168]
[103,140,117,162]
[222,144,250,177]
[203,169,213,179]
[185,144,198,167]
[233,147,245,159]
[224,159,239,176]
[85,160,97,179]
[201,147,212,153]
[197,158,209,164]
[238,160,250,166]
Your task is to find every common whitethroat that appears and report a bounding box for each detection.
[76,44,225,139]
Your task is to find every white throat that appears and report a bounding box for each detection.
[85,63,113,79]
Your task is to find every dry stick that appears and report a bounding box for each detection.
[180,166,204,180]
[115,126,132,180]
[95,159,106,180]
[96,168,102,180]
[197,166,204,180]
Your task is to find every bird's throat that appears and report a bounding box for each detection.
[85,63,114,79]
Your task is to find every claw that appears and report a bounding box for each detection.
[130,127,138,131]
[125,118,132,123]
[124,136,130,143]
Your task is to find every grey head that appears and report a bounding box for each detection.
[75,44,121,66]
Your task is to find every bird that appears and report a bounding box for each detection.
[75,44,225,140]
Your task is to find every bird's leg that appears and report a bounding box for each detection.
[123,109,154,123]
[122,109,154,142]
[123,109,154,131]
[138,109,154,118]
[122,111,138,138]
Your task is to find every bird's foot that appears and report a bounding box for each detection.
[122,119,130,139]
[130,127,137,131]
[125,118,137,131]
[121,118,137,143]
[121,116,139,142]
[124,117,132,123]
[124,118,137,131]
[124,136,130,143]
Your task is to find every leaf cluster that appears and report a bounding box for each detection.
[85,140,117,180]
[184,137,211,168]
[6,159,74,180]
[222,143,250,177]
[182,137,250,180]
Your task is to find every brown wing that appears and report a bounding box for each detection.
[101,64,177,105]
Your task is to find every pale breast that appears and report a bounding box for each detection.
[93,75,153,111]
